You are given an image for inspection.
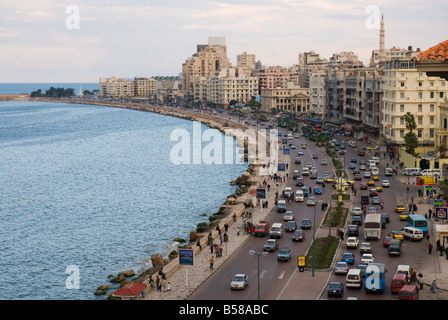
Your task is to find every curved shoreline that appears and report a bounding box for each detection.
[30,97,271,296]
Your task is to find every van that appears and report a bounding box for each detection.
[401,226,424,241]
[254,222,270,237]
[371,157,379,165]
[398,285,419,300]
[346,269,362,288]
[385,167,394,176]
[269,223,283,239]
[347,140,357,148]
[421,168,442,177]
[391,273,407,293]
[396,265,411,283]
[302,168,310,176]
[371,167,379,176]
[277,200,287,213]
[402,168,421,176]
[295,190,304,202]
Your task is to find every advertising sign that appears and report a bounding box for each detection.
[435,207,448,220]
[178,249,194,266]
[283,148,290,155]
[297,255,306,272]
[416,176,435,186]
[256,188,266,199]
[278,163,286,171]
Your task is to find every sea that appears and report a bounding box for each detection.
[0,83,247,300]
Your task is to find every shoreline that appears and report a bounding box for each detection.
[29,97,272,297]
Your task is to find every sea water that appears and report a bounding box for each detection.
[0,100,247,299]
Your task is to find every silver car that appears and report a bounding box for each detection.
[334,261,349,275]
[283,211,295,221]
[230,274,248,290]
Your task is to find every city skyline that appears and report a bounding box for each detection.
[1,0,446,82]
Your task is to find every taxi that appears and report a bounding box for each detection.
[367,145,379,150]
[324,176,335,183]
[372,174,379,181]
[400,212,409,221]
[389,231,404,240]
[394,204,406,213]
[367,180,375,186]
[375,185,383,192]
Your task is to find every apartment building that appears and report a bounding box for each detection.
[260,82,310,115]
[237,52,256,70]
[309,72,327,118]
[99,77,135,98]
[382,56,447,146]
[134,77,157,97]
[258,66,291,90]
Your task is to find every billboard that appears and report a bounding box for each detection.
[415,176,435,186]
[179,249,194,266]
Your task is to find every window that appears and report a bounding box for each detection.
[400,117,404,125]
[418,104,423,112]
[400,130,404,138]
[418,130,422,138]
[418,92,423,99]
[400,105,404,112]
[430,92,434,99]
[430,116,434,125]
[430,129,434,138]
[441,92,444,99]
[418,117,422,125]
[401,82,405,87]
[419,82,423,87]
[430,82,434,87]
[430,104,435,112]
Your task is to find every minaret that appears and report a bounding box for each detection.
[379,14,386,61]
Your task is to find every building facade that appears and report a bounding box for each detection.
[260,82,310,115]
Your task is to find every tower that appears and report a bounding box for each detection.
[379,15,386,61]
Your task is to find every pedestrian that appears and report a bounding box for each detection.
[219,246,223,257]
[210,242,214,254]
[224,222,228,232]
[417,273,424,290]
[148,275,154,289]
[430,280,436,293]
[445,247,448,260]
[224,233,228,242]
[440,245,445,257]
[210,256,214,269]
[428,242,433,254]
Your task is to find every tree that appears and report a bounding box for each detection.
[437,144,448,158]
[403,112,418,155]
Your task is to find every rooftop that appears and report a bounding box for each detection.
[416,40,448,62]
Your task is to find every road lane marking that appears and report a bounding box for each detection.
[278,271,286,280]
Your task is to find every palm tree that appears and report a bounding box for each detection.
[403,112,418,155]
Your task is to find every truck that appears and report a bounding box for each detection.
[388,239,402,256]
[364,214,382,240]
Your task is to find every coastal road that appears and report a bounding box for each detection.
[189,132,334,300]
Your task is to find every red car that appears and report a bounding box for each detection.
[383,236,393,247]
[360,184,368,190]
[369,189,378,197]
[354,174,362,180]
[358,149,365,156]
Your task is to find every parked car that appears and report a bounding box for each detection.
[334,261,349,275]
[301,218,312,229]
[263,239,279,251]
[230,274,248,290]
[346,237,359,249]
[292,229,305,242]
[327,282,344,298]
[277,247,292,262]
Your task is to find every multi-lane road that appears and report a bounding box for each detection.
[189,125,431,300]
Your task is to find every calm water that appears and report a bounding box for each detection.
[0,100,246,300]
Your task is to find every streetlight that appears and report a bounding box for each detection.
[249,250,268,300]
[312,200,323,277]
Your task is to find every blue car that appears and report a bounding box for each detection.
[349,163,356,170]
[341,252,355,265]
[313,187,322,195]
[301,186,309,197]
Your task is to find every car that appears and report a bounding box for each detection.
[316,177,325,184]
[389,231,404,240]
[382,180,390,187]
[356,264,368,276]
[395,204,406,212]
[310,167,317,174]
[327,282,344,298]
[383,236,393,247]
[363,171,371,178]
[306,162,313,168]
[347,225,359,237]
[283,211,295,221]
[321,159,328,166]
[293,170,301,179]
[297,150,304,155]
[285,220,297,232]
[367,207,378,214]
[334,261,349,275]
[360,242,372,254]
[290,144,296,149]
[310,172,317,179]
[352,207,362,215]
[295,156,302,164]
[263,239,279,251]
[352,215,362,225]
[301,186,309,197]
[307,197,316,206]
[313,187,322,195]
[400,212,409,221]
[341,252,355,265]
[277,247,292,261]
[369,189,378,197]
[381,213,390,223]
[301,218,312,229]
[350,157,357,163]
[349,163,356,170]
[359,164,367,170]
[296,177,304,186]
[371,196,381,205]
[361,253,374,264]
[346,237,359,249]
[360,184,368,190]
[367,145,379,150]
[292,229,305,242]
[230,274,248,290]
[339,150,345,155]
[358,149,366,156]
[375,185,383,192]
[372,175,379,181]
[312,154,318,159]
[354,173,362,180]
[367,180,375,186]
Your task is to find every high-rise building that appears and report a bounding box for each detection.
[258,66,291,90]
[237,52,256,70]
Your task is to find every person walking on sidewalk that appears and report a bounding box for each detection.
[210,256,214,270]
[428,242,433,254]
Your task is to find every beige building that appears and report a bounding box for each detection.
[258,66,291,90]
[382,55,447,146]
[237,52,256,70]
[309,72,327,118]
[182,37,231,99]
[99,76,135,98]
[260,82,310,115]
[134,77,157,97]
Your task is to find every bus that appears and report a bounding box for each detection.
[406,214,428,234]
[364,214,382,240]
[365,263,386,293]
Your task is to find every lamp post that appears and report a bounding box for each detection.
[249,250,268,300]
[312,200,323,277]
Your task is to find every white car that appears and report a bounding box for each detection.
[382,180,390,187]
[363,171,371,178]
[230,274,248,290]
[361,253,374,264]
[346,237,359,249]
[352,207,362,215]
[283,211,295,221]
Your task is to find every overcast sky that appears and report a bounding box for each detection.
[1,0,447,83]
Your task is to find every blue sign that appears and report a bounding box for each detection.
[179,249,194,265]
[278,163,286,171]
[283,148,290,155]
[435,207,448,220]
